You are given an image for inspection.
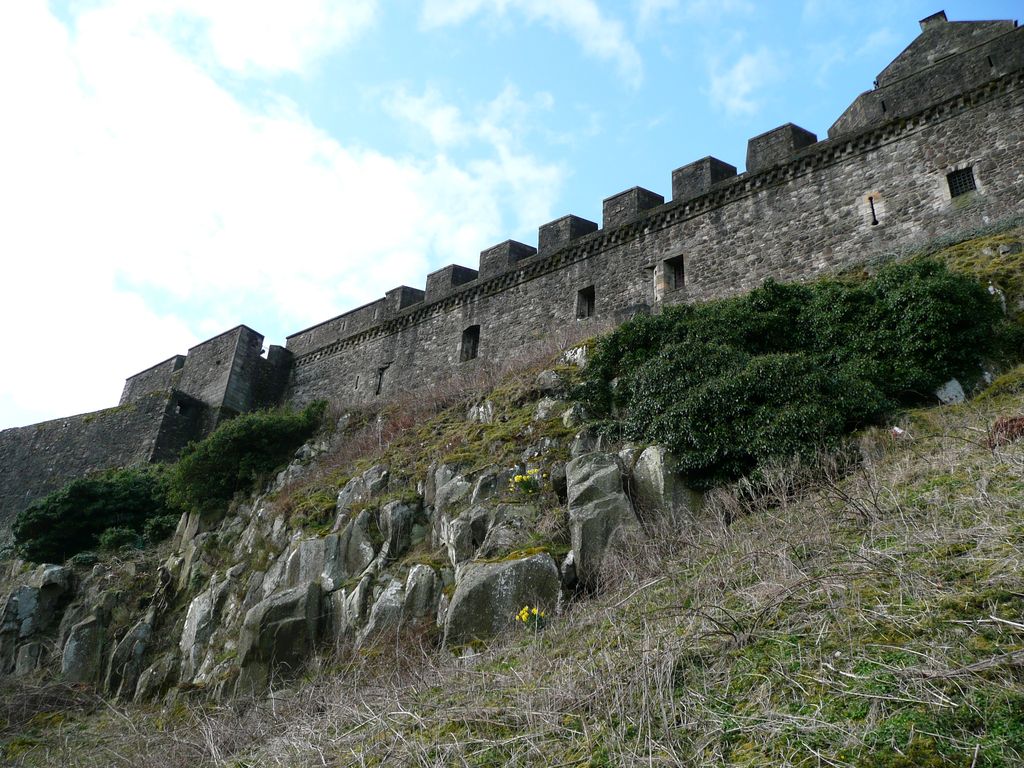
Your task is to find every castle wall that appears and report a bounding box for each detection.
[0,391,205,544]
[120,355,185,405]
[285,72,1024,409]
[832,23,1024,137]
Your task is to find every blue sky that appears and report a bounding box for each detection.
[0,0,1019,429]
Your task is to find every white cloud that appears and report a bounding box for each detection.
[384,87,469,147]
[421,0,643,88]
[91,0,380,76]
[384,84,564,232]
[707,47,783,116]
[857,27,899,58]
[637,0,754,27]
[0,1,563,428]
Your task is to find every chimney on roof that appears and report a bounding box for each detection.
[919,10,947,31]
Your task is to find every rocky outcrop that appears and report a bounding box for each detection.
[444,553,560,645]
[236,582,321,694]
[566,453,640,589]
[0,565,73,674]
[106,617,152,699]
[0,405,684,701]
[62,615,105,684]
[629,445,702,521]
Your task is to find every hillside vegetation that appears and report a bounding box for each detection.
[3,227,1024,767]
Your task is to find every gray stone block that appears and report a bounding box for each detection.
[671,156,737,201]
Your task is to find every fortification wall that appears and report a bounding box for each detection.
[832,17,1022,137]
[0,391,205,543]
[285,71,1024,408]
[119,355,185,405]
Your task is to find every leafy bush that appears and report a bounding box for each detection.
[98,526,142,552]
[143,514,180,545]
[579,260,1002,488]
[13,467,171,563]
[167,402,325,517]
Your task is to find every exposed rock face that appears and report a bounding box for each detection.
[106,618,152,699]
[467,400,495,424]
[236,582,322,694]
[403,565,440,619]
[935,378,966,404]
[62,615,105,684]
[356,579,404,646]
[0,565,73,674]
[179,576,231,680]
[444,553,560,645]
[377,500,417,563]
[134,654,178,703]
[566,453,640,589]
[335,465,389,520]
[0,424,669,699]
[326,510,378,587]
[535,369,566,396]
[630,446,702,521]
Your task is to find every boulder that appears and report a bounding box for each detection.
[630,445,702,520]
[535,369,566,395]
[335,465,389,519]
[236,582,321,692]
[324,510,378,588]
[444,553,560,645]
[14,642,45,676]
[62,616,105,684]
[565,453,640,589]
[403,565,441,619]
[377,500,417,563]
[356,579,405,646]
[425,462,460,507]
[106,618,152,699]
[561,404,586,429]
[179,583,221,680]
[935,378,966,405]
[470,469,502,505]
[467,400,495,424]
[435,476,472,518]
[475,504,539,560]
[134,654,178,703]
[570,428,603,458]
[443,505,491,566]
[533,397,565,422]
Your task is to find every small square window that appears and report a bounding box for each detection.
[664,256,685,290]
[576,286,595,319]
[947,167,977,198]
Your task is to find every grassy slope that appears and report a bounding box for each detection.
[4,230,1024,767]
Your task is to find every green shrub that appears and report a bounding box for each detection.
[98,526,141,552]
[13,466,171,563]
[143,514,180,545]
[579,260,1002,488]
[167,402,325,517]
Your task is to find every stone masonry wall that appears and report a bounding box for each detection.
[285,71,1024,409]
[119,356,185,405]
[0,391,205,544]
